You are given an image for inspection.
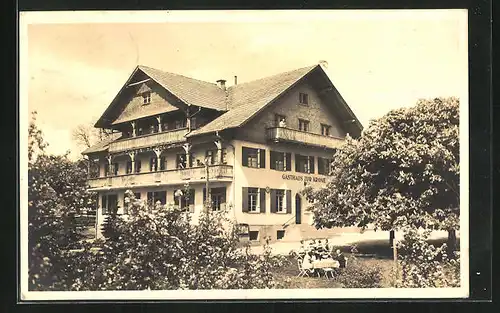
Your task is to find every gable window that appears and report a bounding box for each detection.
[142,92,151,105]
[270,151,291,172]
[242,147,265,168]
[274,114,286,127]
[299,92,309,105]
[295,154,315,174]
[298,119,310,132]
[321,124,331,136]
[147,191,166,206]
[318,157,333,175]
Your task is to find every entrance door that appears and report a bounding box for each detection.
[295,194,302,224]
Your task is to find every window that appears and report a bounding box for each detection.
[274,114,286,127]
[126,161,133,174]
[134,160,141,173]
[299,92,309,105]
[134,192,141,199]
[298,119,310,132]
[276,190,285,212]
[159,156,167,170]
[124,192,141,214]
[149,157,158,172]
[205,150,215,165]
[318,157,333,175]
[248,188,259,212]
[243,187,265,213]
[175,119,186,129]
[221,148,227,164]
[321,124,331,136]
[142,92,151,104]
[104,163,110,177]
[249,231,259,241]
[277,230,285,240]
[270,151,291,171]
[204,187,226,211]
[147,191,166,206]
[112,163,119,175]
[174,189,195,212]
[271,189,291,213]
[101,194,118,215]
[176,154,186,169]
[242,147,265,168]
[295,154,315,174]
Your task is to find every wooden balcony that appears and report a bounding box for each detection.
[87,164,233,190]
[266,127,344,149]
[108,128,189,153]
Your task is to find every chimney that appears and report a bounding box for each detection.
[234,75,238,85]
[216,79,226,90]
[318,60,328,69]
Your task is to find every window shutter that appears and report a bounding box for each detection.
[189,190,195,213]
[174,195,179,206]
[270,151,276,170]
[259,149,266,168]
[285,153,291,171]
[295,154,300,172]
[309,156,315,174]
[286,190,292,213]
[270,189,277,213]
[242,147,249,167]
[259,188,266,213]
[203,188,207,202]
[147,192,153,205]
[242,187,248,212]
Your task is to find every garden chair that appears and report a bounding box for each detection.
[297,259,314,277]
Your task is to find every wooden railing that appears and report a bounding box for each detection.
[266,127,344,149]
[108,128,189,153]
[88,164,233,189]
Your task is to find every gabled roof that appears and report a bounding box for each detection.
[187,65,317,137]
[138,65,227,111]
[81,133,122,155]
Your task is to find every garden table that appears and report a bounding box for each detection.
[312,259,340,269]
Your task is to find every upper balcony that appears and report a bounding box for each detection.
[266,127,344,149]
[108,128,189,153]
[87,164,233,191]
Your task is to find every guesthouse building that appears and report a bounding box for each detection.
[82,63,363,242]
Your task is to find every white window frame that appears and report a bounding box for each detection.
[248,188,260,212]
[142,92,151,105]
[276,189,285,213]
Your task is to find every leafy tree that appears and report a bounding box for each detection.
[304,97,460,249]
[28,112,97,290]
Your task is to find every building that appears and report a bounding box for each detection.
[82,62,363,242]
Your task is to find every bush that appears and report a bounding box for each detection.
[66,191,286,290]
[334,257,384,288]
[395,229,460,288]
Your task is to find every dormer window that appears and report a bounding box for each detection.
[142,92,151,105]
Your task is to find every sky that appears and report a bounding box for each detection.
[22,10,468,160]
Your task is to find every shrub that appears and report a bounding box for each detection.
[66,191,286,290]
[334,257,384,288]
[395,229,460,288]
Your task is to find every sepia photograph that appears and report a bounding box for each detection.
[20,10,469,300]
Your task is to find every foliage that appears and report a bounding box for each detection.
[303,97,460,233]
[395,229,460,288]
[334,257,384,288]
[67,192,287,290]
[28,111,48,163]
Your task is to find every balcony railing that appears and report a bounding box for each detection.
[108,128,189,153]
[88,164,233,190]
[266,127,344,149]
